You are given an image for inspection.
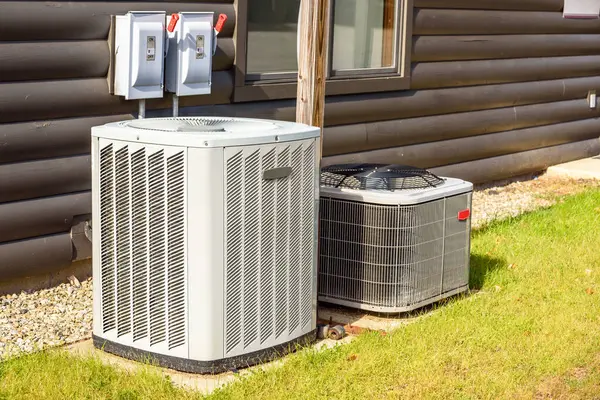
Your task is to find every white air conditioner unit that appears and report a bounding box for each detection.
[91,117,320,373]
[318,164,473,313]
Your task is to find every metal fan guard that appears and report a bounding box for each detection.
[122,117,235,132]
[321,163,445,191]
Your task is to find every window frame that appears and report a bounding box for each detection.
[233,0,413,102]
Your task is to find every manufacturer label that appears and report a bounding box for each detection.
[196,35,205,59]
[146,36,156,61]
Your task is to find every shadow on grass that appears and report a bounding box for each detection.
[469,252,506,291]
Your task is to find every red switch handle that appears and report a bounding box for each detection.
[215,13,228,34]
[167,13,180,33]
[458,209,471,221]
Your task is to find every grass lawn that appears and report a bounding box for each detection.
[2,188,600,399]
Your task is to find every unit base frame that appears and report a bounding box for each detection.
[93,329,317,375]
[318,285,469,313]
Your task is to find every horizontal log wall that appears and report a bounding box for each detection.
[2,0,600,278]
[411,56,600,89]
[431,139,600,184]
[0,1,235,277]
[322,119,600,168]
[184,76,600,126]
[413,10,600,35]
[0,73,234,124]
[0,2,235,41]
[0,192,91,243]
[322,100,600,156]
[0,234,73,280]
[412,35,600,62]
[413,0,563,11]
[0,156,91,203]
[0,39,234,83]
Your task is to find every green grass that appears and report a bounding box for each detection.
[0,351,196,400]
[2,188,600,399]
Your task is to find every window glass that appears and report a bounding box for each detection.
[247,0,301,75]
[331,0,396,72]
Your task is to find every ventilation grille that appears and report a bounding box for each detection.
[321,164,445,191]
[122,117,279,133]
[224,142,317,357]
[99,143,187,351]
[319,192,471,310]
[124,117,234,132]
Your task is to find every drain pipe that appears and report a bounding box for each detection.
[173,94,179,117]
[138,99,146,119]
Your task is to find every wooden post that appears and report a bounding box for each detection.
[296,0,329,154]
[297,0,328,306]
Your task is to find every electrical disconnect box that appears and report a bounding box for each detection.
[165,12,224,97]
[114,11,166,100]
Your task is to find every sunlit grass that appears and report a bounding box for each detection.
[209,188,600,399]
[0,349,198,400]
[1,188,600,399]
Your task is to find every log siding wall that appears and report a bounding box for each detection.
[0,1,236,279]
[1,0,599,279]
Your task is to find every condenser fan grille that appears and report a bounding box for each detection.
[123,118,235,132]
[121,117,281,134]
[321,163,445,191]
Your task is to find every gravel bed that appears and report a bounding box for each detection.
[0,276,92,360]
[471,173,600,229]
[0,172,598,360]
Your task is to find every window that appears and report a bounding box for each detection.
[330,0,397,74]
[246,0,300,76]
[235,0,413,101]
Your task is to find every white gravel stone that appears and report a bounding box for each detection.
[0,277,93,361]
[471,173,599,229]
[0,173,598,360]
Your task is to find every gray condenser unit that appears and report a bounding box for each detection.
[318,164,473,313]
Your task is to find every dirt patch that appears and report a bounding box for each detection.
[531,363,600,400]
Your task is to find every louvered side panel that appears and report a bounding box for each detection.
[274,146,290,339]
[131,148,148,341]
[288,146,303,334]
[224,141,317,357]
[318,197,330,304]
[167,151,186,350]
[301,142,316,328]
[225,151,244,354]
[442,193,472,293]
[100,144,116,333]
[259,149,276,344]
[148,150,167,346]
[243,150,261,348]
[115,146,131,337]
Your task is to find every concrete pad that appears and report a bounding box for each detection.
[546,156,600,180]
[66,334,356,395]
[317,303,430,334]
[67,340,236,394]
[64,304,430,394]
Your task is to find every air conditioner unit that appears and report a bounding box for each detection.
[318,164,473,313]
[91,117,320,374]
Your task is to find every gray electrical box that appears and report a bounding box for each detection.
[114,11,166,100]
[165,12,214,96]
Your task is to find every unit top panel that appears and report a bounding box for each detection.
[92,117,320,148]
